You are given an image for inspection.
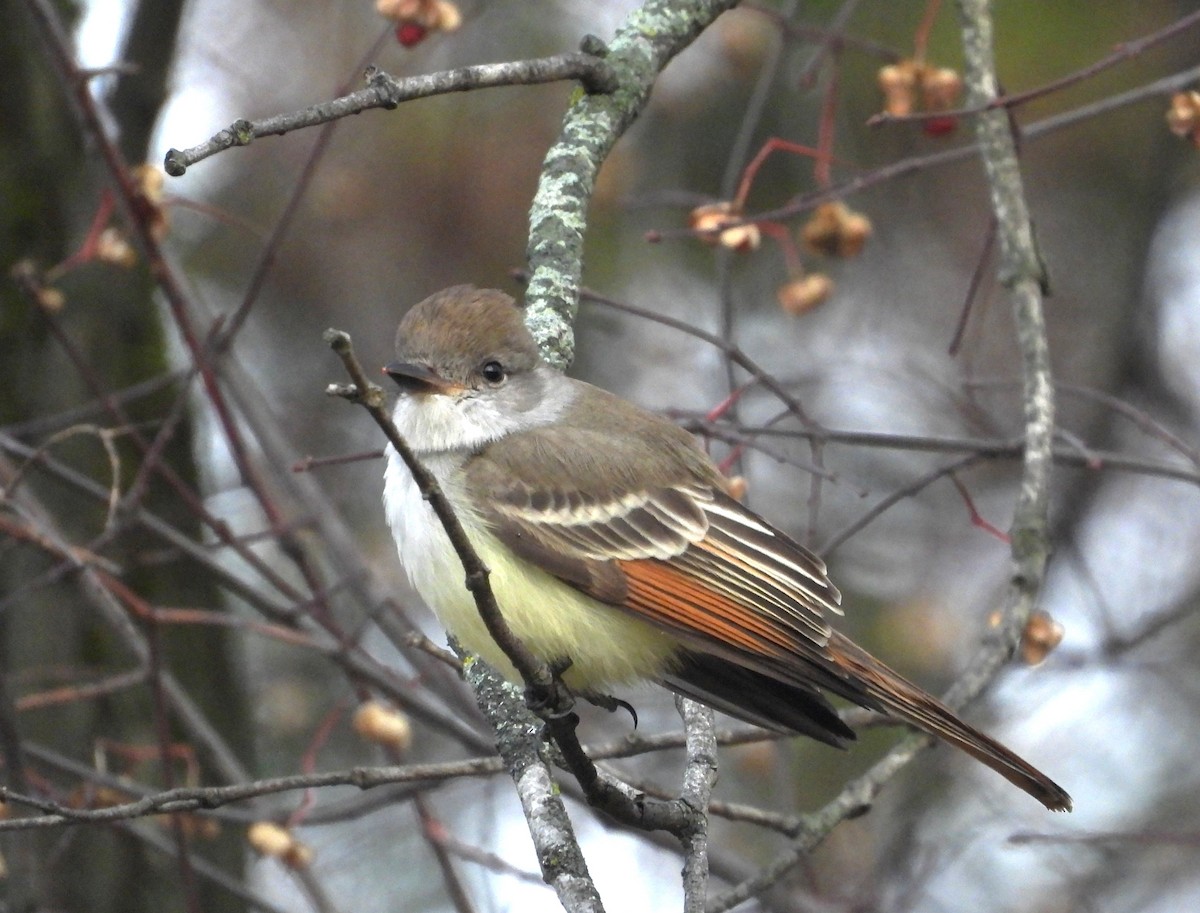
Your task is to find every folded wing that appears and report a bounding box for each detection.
[465,425,1071,811]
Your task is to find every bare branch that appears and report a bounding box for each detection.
[163,53,616,176]
[678,698,717,913]
[956,0,1053,645]
[459,651,606,913]
[0,756,505,832]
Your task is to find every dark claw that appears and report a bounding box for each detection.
[582,691,639,729]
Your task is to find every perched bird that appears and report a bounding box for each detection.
[382,285,1071,812]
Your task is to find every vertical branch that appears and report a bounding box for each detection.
[955,0,1053,644]
[677,697,717,913]
[460,657,606,913]
[523,0,741,368]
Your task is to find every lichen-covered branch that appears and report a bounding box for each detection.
[677,698,717,913]
[461,655,605,913]
[523,0,741,368]
[955,0,1054,650]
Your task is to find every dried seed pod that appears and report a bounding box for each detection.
[878,61,919,117]
[353,700,413,754]
[690,202,761,252]
[1020,610,1065,666]
[801,201,872,258]
[777,273,834,315]
[920,66,963,111]
[726,475,748,502]
[247,822,315,870]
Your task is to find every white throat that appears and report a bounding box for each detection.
[381,365,577,607]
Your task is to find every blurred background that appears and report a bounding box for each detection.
[3,1,1200,911]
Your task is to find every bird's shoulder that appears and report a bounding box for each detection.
[466,379,723,498]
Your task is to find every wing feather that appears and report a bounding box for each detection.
[470,440,839,667]
[702,502,838,600]
[459,412,1072,811]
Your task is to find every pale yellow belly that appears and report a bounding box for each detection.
[420,525,678,689]
[385,451,678,689]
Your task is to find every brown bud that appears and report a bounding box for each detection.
[801,201,872,258]
[247,822,315,869]
[247,821,292,857]
[726,475,748,502]
[878,61,919,117]
[1167,91,1200,148]
[920,66,963,111]
[37,286,66,313]
[131,164,170,239]
[777,274,834,316]
[1020,610,1064,666]
[1166,91,1199,136]
[95,227,138,269]
[433,0,461,31]
[379,0,458,32]
[132,164,165,205]
[376,0,421,20]
[282,842,315,870]
[352,700,413,754]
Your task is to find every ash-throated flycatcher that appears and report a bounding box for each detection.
[382,285,1071,812]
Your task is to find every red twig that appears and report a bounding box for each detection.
[949,472,1010,543]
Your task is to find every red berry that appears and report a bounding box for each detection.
[396,21,427,47]
[922,116,958,137]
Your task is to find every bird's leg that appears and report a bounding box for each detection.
[523,656,577,720]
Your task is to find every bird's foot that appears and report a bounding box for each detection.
[581,690,639,729]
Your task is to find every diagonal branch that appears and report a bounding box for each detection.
[323,330,562,702]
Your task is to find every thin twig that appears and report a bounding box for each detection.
[163,53,616,176]
[0,757,507,832]
[868,8,1200,127]
[0,433,494,752]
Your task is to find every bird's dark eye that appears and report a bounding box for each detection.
[480,360,506,384]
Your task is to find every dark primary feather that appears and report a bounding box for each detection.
[663,651,854,746]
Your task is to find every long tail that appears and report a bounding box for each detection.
[827,632,1072,812]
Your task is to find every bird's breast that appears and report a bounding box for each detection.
[382,446,678,689]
